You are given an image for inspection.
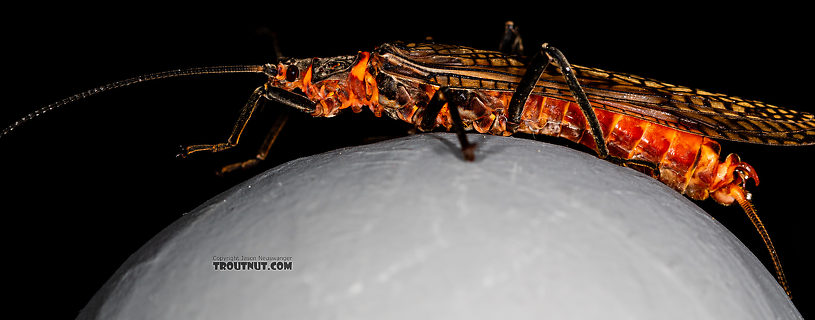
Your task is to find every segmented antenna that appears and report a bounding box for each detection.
[1,65,270,139]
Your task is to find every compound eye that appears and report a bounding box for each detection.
[286,65,299,82]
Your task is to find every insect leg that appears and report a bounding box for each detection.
[498,21,524,56]
[421,87,476,161]
[507,43,611,159]
[178,85,268,158]
[216,108,290,175]
[178,83,316,159]
[617,158,659,177]
[506,50,550,132]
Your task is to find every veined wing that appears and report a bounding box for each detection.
[569,65,815,146]
[379,42,815,145]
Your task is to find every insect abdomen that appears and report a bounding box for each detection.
[515,94,739,202]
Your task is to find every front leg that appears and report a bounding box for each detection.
[177,85,268,158]
[216,108,290,176]
[178,85,316,174]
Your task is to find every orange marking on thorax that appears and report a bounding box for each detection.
[342,52,380,115]
[302,64,313,90]
[350,52,369,80]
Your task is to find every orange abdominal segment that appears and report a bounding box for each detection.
[508,95,755,204]
[607,115,647,159]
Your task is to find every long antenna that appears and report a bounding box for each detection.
[1,65,270,139]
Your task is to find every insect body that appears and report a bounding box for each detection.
[209,40,811,297]
[4,25,812,298]
[259,40,810,210]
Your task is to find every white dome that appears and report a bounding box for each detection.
[78,133,800,320]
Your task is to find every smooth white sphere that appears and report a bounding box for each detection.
[78,133,801,320]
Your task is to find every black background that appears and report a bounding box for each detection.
[3,6,813,319]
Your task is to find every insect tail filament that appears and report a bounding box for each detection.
[732,187,791,298]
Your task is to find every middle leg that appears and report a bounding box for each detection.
[498,21,525,56]
[420,87,477,161]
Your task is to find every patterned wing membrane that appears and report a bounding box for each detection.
[388,42,526,69]
[571,65,815,146]
[380,42,528,87]
[383,42,815,145]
